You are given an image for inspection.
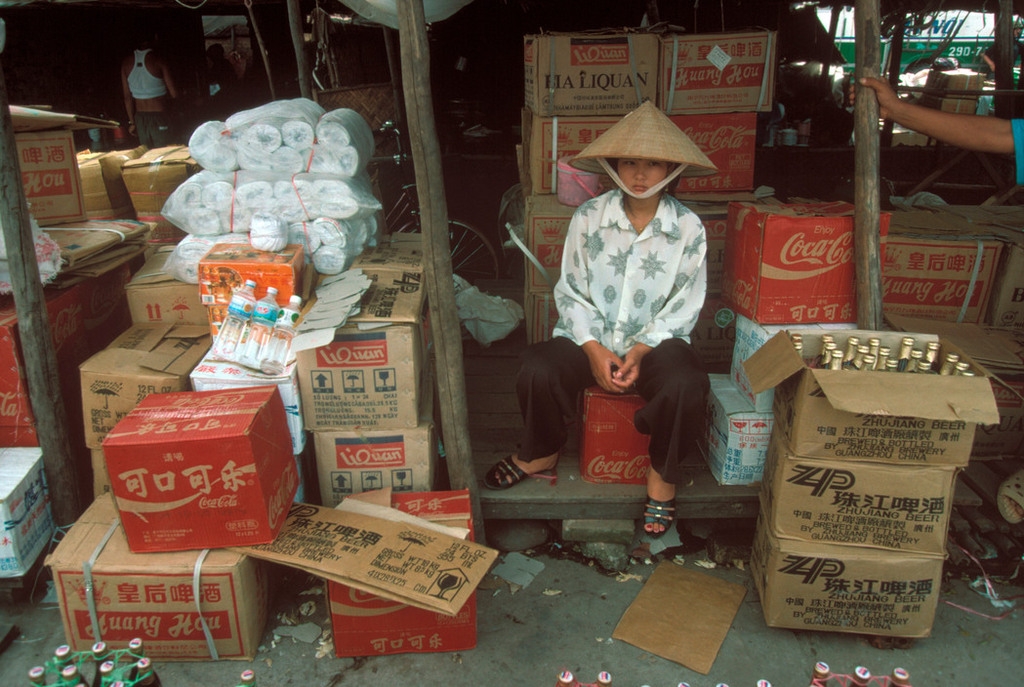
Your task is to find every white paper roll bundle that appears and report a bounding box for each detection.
[189,121,238,172]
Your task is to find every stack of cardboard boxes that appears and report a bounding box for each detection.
[744,328,999,638]
[517,29,777,486]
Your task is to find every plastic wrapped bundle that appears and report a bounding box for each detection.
[249,212,289,252]
[162,170,236,235]
[311,244,354,275]
[287,220,323,261]
[189,121,237,172]
[164,233,247,283]
[292,173,381,220]
[226,98,325,133]
[312,108,375,178]
[281,120,315,151]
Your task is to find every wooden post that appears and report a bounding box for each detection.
[0,59,83,526]
[995,0,1015,119]
[853,0,883,330]
[286,0,312,100]
[395,0,486,544]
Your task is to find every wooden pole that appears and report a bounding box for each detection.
[853,0,883,330]
[395,0,486,544]
[995,0,1014,119]
[0,54,83,526]
[286,0,312,99]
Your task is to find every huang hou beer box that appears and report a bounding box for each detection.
[47,495,268,660]
[743,330,1000,466]
[722,202,891,324]
[101,386,299,553]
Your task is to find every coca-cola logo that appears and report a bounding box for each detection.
[21,169,72,197]
[0,391,23,418]
[762,231,853,280]
[171,392,248,408]
[316,340,387,367]
[682,125,749,153]
[334,441,404,467]
[584,453,649,482]
[267,465,299,529]
[571,42,629,66]
[199,494,238,509]
[51,303,82,350]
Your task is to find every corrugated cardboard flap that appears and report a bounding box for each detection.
[812,369,1000,424]
[127,247,178,287]
[743,331,807,394]
[140,327,212,374]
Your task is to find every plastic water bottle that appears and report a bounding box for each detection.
[212,279,257,361]
[238,287,280,369]
[259,295,302,375]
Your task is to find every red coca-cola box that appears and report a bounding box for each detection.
[0,285,90,446]
[722,202,890,324]
[671,113,756,193]
[101,386,299,553]
[579,386,650,485]
[328,490,477,657]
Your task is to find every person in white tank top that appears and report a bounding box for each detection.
[121,35,179,148]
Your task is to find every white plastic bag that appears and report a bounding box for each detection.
[453,275,524,347]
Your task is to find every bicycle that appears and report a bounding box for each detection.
[370,121,503,284]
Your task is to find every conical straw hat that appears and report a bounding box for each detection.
[571,100,717,177]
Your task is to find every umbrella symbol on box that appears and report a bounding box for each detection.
[90,381,123,409]
[397,530,429,552]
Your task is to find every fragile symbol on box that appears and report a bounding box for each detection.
[374,369,397,392]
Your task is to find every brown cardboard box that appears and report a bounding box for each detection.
[102,386,299,553]
[761,433,956,555]
[688,297,736,371]
[234,501,497,617]
[523,194,574,292]
[79,324,211,449]
[126,248,207,326]
[313,385,436,504]
[77,146,146,220]
[919,94,978,114]
[524,31,660,116]
[989,242,1024,330]
[972,374,1024,457]
[297,268,427,430]
[524,290,558,345]
[658,31,778,115]
[15,129,87,226]
[121,146,199,243]
[744,330,1000,466]
[46,495,268,659]
[520,110,619,195]
[751,517,943,638]
[91,447,111,498]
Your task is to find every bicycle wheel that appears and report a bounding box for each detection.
[395,218,502,284]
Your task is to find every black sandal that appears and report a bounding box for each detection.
[643,497,676,537]
[484,456,557,490]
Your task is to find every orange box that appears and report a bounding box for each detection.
[579,386,650,485]
[198,243,305,307]
[722,202,890,324]
[328,490,477,657]
[101,386,299,553]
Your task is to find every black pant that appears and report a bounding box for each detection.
[516,336,709,486]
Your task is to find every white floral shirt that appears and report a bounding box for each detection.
[552,189,707,357]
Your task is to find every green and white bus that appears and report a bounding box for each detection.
[819,7,997,74]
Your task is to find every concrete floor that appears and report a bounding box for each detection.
[2,536,1022,687]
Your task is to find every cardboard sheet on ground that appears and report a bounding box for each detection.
[613,562,746,675]
[233,502,497,616]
